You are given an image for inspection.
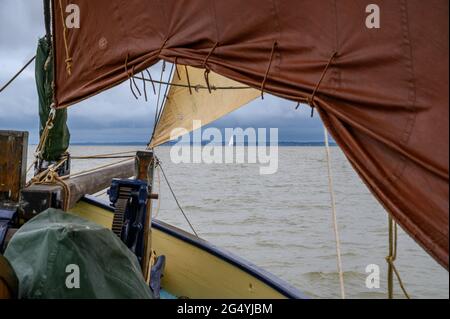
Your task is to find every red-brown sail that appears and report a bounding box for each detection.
[51,0,449,268]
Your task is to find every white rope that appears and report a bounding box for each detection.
[323,126,346,299]
[157,161,199,237]
[153,164,161,219]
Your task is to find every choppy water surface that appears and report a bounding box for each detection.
[27,145,449,299]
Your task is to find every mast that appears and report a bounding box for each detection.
[43,0,51,42]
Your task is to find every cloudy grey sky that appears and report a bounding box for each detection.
[0,0,324,144]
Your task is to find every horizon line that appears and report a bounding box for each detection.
[28,141,338,146]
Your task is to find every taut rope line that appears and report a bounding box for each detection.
[260,42,278,100]
[157,160,199,237]
[135,75,252,91]
[0,55,36,93]
[324,126,346,299]
[68,158,134,179]
[26,156,71,211]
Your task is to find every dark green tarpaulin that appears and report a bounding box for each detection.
[4,209,153,299]
[36,37,69,161]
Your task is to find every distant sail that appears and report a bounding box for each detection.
[150,66,259,147]
[51,0,449,268]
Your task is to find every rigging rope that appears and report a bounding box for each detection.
[71,155,135,160]
[386,215,411,299]
[35,106,57,158]
[306,52,337,117]
[26,105,57,176]
[147,62,175,147]
[134,76,252,91]
[185,65,193,95]
[157,161,199,237]
[71,150,137,158]
[202,42,220,93]
[26,156,71,211]
[70,150,137,161]
[323,126,346,299]
[155,63,175,126]
[153,164,161,219]
[148,62,167,146]
[0,55,36,93]
[145,69,157,95]
[58,0,73,75]
[68,158,134,179]
[260,41,278,100]
[140,72,148,102]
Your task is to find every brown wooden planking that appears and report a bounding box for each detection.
[0,131,28,202]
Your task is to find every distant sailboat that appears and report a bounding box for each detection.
[228,135,235,146]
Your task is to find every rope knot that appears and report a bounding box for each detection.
[26,156,70,211]
[59,0,73,76]
[203,69,212,93]
[306,51,338,116]
[65,58,73,76]
[158,38,169,57]
[260,41,278,100]
[202,42,219,93]
[385,256,395,263]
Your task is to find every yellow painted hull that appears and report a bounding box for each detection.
[70,197,303,299]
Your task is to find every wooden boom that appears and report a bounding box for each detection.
[65,160,135,208]
[21,160,135,219]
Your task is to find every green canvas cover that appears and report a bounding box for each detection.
[4,209,153,299]
[36,37,70,161]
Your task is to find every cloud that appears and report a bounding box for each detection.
[0,0,325,144]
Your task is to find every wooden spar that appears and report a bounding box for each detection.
[65,160,134,208]
[135,151,155,282]
[21,160,135,218]
[0,131,28,203]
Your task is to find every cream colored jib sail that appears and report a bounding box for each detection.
[150,66,260,147]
